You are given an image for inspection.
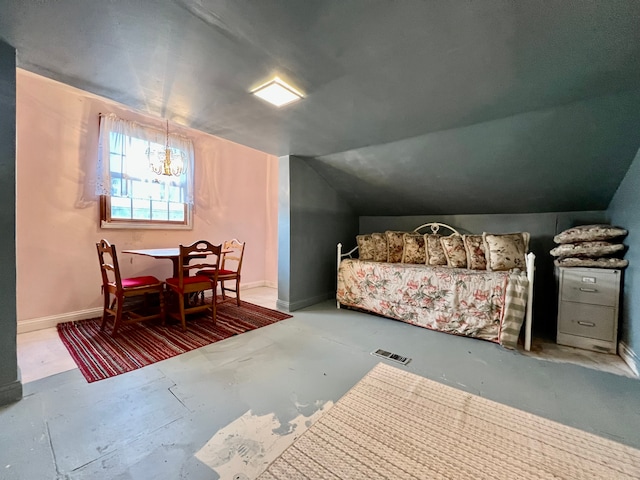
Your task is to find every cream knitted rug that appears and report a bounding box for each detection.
[258,362,640,479]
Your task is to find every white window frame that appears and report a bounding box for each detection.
[96,114,195,230]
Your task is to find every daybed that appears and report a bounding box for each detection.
[336,223,535,350]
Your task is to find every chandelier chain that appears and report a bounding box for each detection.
[147,119,186,177]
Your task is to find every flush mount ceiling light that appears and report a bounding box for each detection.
[251,76,303,107]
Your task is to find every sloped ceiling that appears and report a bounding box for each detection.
[1,1,639,214]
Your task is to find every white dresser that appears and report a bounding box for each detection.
[556,267,622,354]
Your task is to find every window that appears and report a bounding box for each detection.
[96,114,195,229]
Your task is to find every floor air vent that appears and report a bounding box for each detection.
[371,349,411,365]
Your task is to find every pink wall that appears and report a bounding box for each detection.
[16,70,278,323]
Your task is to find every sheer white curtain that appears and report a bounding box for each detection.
[96,113,195,205]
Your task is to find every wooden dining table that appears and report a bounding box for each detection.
[122,247,231,278]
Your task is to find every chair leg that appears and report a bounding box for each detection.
[112,296,124,336]
[211,289,217,326]
[235,277,241,306]
[221,280,226,301]
[100,293,110,331]
[178,294,187,332]
[159,290,166,326]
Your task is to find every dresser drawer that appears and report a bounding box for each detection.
[558,301,616,342]
[560,269,620,307]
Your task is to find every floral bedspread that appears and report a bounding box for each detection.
[337,259,529,348]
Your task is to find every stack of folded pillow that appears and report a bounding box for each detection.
[550,224,628,269]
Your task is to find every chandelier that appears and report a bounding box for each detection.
[147,120,186,177]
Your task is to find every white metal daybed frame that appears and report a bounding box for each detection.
[337,222,536,351]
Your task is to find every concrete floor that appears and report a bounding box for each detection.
[3,289,640,479]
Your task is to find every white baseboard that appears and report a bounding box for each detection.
[17,307,103,334]
[619,341,640,378]
[17,280,278,334]
[242,280,277,290]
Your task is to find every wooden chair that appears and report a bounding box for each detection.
[96,239,165,336]
[198,239,245,306]
[165,240,222,331]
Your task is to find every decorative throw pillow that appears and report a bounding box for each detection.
[440,234,467,268]
[553,224,627,244]
[482,232,530,271]
[425,234,447,266]
[550,241,624,258]
[555,257,628,269]
[462,234,487,270]
[402,233,427,264]
[385,231,406,263]
[356,234,375,261]
[371,233,388,262]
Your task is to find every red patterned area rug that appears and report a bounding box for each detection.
[57,300,292,383]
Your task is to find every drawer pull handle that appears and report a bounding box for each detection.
[577,321,596,327]
[579,288,597,293]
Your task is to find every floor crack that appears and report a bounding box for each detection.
[45,421,61,477]
[168,383,192,412]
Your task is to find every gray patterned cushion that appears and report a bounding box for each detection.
[483,232,530,271]
[440,234,467,268]
[385,231,407,263]
[425,234,447,266]
[356,235,375,261]
[371,233,388,262]
[550,241,624,258]
[402,233,427,264]
[554,224,627,244]
[555,257,628,269]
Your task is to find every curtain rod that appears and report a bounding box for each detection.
[97,113,192,141]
